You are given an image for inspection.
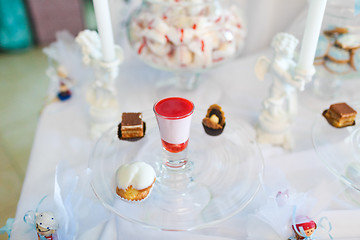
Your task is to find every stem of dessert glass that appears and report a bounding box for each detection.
[159,147,194,193]
[163,148,188,168]
[174,72,200,90]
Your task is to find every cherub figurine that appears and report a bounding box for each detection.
[35,212,58,240]
[255,32,312,149]
[289,219,317,240]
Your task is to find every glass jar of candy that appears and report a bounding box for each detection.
[313,0,360,98]
[126,0,246,89]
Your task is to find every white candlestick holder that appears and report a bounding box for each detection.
[76,30,124,139]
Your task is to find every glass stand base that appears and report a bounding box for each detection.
[312,102,360,197]
[155,162,211,216]
[89,110,263,230]
[344,186,360,206]
[154,184,211,216]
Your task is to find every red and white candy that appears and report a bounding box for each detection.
[128,0,247,70]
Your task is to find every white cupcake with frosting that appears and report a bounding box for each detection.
[115,162,156,202]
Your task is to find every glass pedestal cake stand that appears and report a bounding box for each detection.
[89,109,264,231]
[312,102,360,196]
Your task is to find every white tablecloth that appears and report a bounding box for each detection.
[10,0,360,239]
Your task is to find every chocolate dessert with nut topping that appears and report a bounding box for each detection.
[202,104,226,136]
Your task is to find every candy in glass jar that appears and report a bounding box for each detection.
[127,0,247,73]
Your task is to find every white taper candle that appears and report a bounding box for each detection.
[93,0,116,62]
[297,0,327,74]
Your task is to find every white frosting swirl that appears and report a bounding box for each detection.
[116,162,156,190]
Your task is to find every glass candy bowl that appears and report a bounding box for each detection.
[89,109,263,231]
[312,0,360,98]
[127,0,246,89]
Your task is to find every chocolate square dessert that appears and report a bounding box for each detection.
[119,112,144,139]
[323,102,357,128]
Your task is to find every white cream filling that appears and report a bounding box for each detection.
[121,125,143,129]
[116,162,156,190]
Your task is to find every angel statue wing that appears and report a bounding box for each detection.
[254,56,271,81]
[75,30,103,65]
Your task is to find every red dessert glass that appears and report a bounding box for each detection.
[154,97,194,167]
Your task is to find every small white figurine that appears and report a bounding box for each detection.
[75,30,124,139]
[255,33,312,149]
[36,212,58,240]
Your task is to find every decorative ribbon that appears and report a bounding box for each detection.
[355,0,360,15]
[0,218,14,239]
[317,216,334,240]
[23,195,49,240]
